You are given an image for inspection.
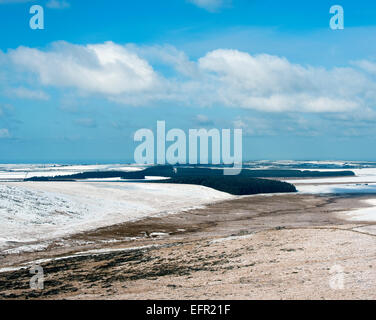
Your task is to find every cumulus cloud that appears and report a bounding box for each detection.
[198,49,373,112]
[4,42,376,113]
[8,41,158,95]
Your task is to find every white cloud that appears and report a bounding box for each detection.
[0,128,10,139]
[353,60,376,75]
[188,0,229,12]
[46,0,70,9]
[9,41,158,95]
[4,42,376,113]
[233,115,320,137]
[0,0,33,3]
[0,0,69,7]
[198,49,374,112]
[195,114,214,125]
[6,87,50,100]
[130,44,199,77]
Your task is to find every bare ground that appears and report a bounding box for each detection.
[1,193,376,300]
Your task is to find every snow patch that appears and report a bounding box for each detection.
[343,199,376,222]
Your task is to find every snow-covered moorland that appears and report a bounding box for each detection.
[0,181,233,253]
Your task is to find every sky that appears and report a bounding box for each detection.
[1,0,376,163]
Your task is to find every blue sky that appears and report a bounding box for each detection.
[1,0,376,163]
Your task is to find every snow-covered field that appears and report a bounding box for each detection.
[0,164,143,181]
[0,181,233,254]
[296,183,376,194]
[0,163,233,254]
[284,168,376,194]
[285,167,376,222]
[3,162,376,254]
[286,168,376,185]
[342,199,376,222]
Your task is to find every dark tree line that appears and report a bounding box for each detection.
[159,175,297,195]
[25,164,356,196]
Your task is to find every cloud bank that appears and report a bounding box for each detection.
[2,41,376,114]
